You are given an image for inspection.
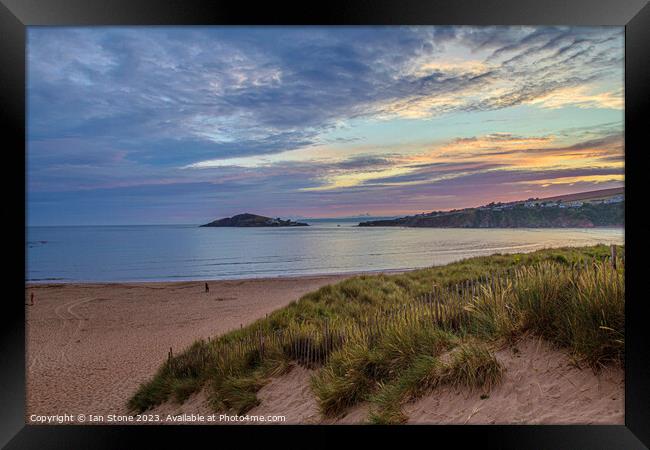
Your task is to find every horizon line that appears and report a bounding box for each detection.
[26,185,624,228]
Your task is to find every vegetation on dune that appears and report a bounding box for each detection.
[128,244,624,423]
[311,326,457,418]
[367,342,503,424]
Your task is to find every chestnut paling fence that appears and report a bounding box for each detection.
[165,248,624,376]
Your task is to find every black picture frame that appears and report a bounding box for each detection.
[2,0,648,448]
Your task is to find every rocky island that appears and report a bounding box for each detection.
[200,213,309,227]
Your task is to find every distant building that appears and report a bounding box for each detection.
[603,195,624,204]
[565,201,584,208]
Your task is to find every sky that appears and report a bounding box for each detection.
[27,26,624,225]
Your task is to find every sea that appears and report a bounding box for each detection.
[26,219,624,283]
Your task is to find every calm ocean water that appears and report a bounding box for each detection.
[26,221,624,283]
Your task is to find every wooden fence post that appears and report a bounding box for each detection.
[610,244,617,270]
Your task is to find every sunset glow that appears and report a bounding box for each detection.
[27,26,624,224]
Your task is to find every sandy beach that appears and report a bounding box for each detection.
[26,272,624,425]
[25,274,353,420]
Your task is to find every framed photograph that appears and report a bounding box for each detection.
[2,0,649,447]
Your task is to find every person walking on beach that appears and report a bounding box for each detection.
[30,292,35,306]
[205,282,209,293]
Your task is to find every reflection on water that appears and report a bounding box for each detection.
[26,222,624,282]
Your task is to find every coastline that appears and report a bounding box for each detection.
[25,268,412,287]
[26,272,361,419]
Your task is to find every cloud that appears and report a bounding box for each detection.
[528,85,623,110]
[29,26,623,155]
[233,131,623,193]
[26,26,625,223]
[511,173,624,187]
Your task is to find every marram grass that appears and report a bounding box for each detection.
[367,342,503,424]
[128,244,624,421]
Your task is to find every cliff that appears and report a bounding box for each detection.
[359,201,624,228]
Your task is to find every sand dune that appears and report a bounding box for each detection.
[148,337,623,425]
[405,337,623,425]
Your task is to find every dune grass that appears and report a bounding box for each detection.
[367,341,503,424]
[311,326,457,417]
[128,244,624,421]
